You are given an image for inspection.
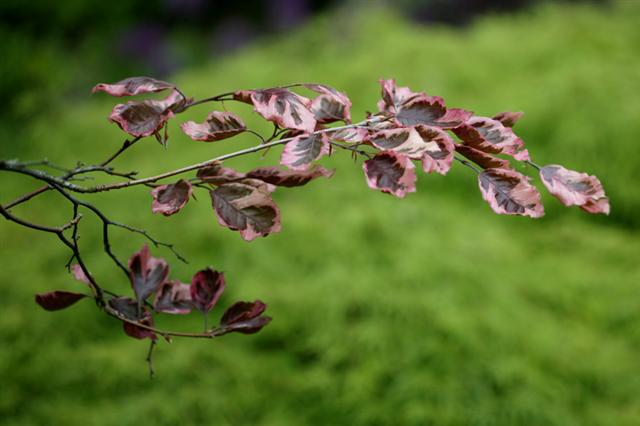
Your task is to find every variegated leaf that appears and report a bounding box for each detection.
[478,168,544,218]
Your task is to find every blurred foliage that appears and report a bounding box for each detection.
[1,1,640,425]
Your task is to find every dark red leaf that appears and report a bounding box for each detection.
[455,145,511,170]
[280,132,330,170]
[181,111,246,142]
[218,300,271,335]
[190,268,225,314]
[92,76,174,97]
[363,151,416,198]
[128,245,169,305]
[540,165,609,215]
[235,88,316,132]
[210,181,281,241]
[108,297,157,340]
[196,163,245,186]
[122,319,156,341]
[492,111,524,128]
[246,165,334,187]
[154,280,192,315]
[35,291,87,311]
[478,168,544,218]
[151,179,193,216]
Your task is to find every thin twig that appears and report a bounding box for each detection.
[146,340,156,380]
[101,137,142,167]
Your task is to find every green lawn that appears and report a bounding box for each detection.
[1,1,640,425]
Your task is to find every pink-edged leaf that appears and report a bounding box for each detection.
[363,151,417,198]
[455,145,511,170]
[478,168,544,218]
[151,179,193,216]
[395,96,472,129]
[492,111,524,128]
[109,101,173,137]
[210,182,281,241]
[92,76,173,97]
[71,264,91,285]
[331,127,370,144]
[539,165,609,214]
[580,198,611,215]
[377,79,423,113]
[418,127,455,175]
[304,84,352,124]
[513,149,530,162]
[108,90,187,140]
[280,132,330,170]
[369,125,454,172]
[453,116,526,157]
[236,88,316,132]
[154,89,191,114]
[196,163,245,186]
[190,268,226,314]
[108,297,156,340]
[218,300,271,335]
[181,111,246,142]
[35,291,87,311]
[154,280,192,314]
[246,165,334,187]
[128,245,169,305]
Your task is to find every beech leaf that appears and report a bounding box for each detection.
[92,76,174,97]
[108,297,156,340]
[108,89,188,141]
[304,84,352,124]
[35,291,87,311]
[109,101,173,138]
[181,111,246,142]
[540,165,610,214]
[219,300,271,335]
[395,96,472,129]
[190,268,226,314]
[369,125,455,174]
[363,151,417,198]
[210,182,281,241]
[280,132,330,170]
[197,163,245,186]
[151,179,193,216]
[478,168,544,218]
[154,280,192,315]
[453,116,526,158]
[235,88,316,132]
[128,245,169,305]
[246,165,334,187]
[331,127,370,144]
[455,145,511,170]
[492,111,524,128]
[71,264,91,286]
[377,79,424,113]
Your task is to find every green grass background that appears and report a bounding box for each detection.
[1,1,640,425]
